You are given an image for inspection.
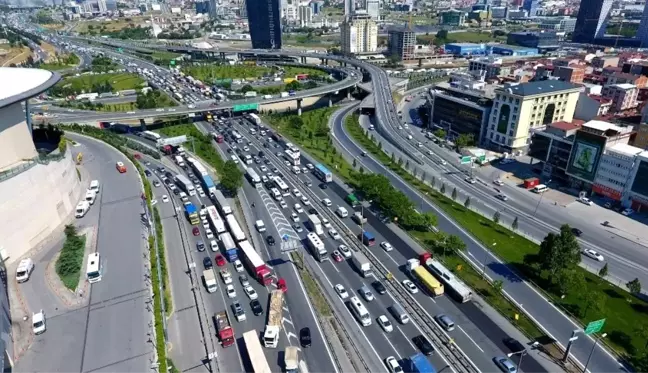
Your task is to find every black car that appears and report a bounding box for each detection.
[258,151,265,158]
[196,241,205,252]
[203,257,213,269]
[144,169,152,177]
[250,299,263,315]
[264,159,271,164]
[319,183,328,189]
[157,166,166,173]
[173,188,180,195]
[165,171,174,179]
[308,208,318,215]
[503,337,526,354]
[266,235,276,246]
[571,228,583,237]
[164,178,173,185]
[372,280,387,295]
[413,335,434,356]
[227,148,233,153]
[300,327,312,348]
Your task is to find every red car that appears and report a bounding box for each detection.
[277,278,287,293]
[331,251,343,262]
[215,254,226,267]
[133,153,142,159]
[192,227,200,236]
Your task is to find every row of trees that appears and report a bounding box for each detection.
[432,129,475,150]
[136,90,173,109]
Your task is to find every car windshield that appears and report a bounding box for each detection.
[33,320,43,328]
[88,271,100,279]
[17,270,27,277]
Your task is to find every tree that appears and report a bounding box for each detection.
[445,234,466,253]
[378,141,382,150]
[493,211,501,224]
[555,269,586,296]
[634,324,648,351]
[579,291,606,318]
[493,280,504,294]
[440,183,446,194]
[451,187,457,200]
[628,278,642,294]
[240,84,254,93]
[433,128,446,139]
[220,160,243,194]
[289,116,304,129]
[464,197,471,209]
[512,217,519,231]
[536,224,582,277]
[391,152,396,163]
[353,158,357,168]
[455,133,475,150]
[598,263,609,278]
[435,29,449,40]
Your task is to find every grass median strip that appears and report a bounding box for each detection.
[290,252,332,317]
[344,114,648,361]
[55,224,87,291]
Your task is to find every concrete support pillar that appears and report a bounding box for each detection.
[297,99,303,116]
[25,101,32,136]
[347,89,351,100]
[220,52,226,59]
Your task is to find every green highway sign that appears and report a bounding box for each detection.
[584,318,606,335]
[233,103,259,113]
[170,60,176,66]
[460,156,472,165]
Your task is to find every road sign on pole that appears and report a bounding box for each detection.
[584,319,606,335]
[281,239,301,253]
[460,156,472,165]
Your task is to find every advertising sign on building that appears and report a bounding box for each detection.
[566,131,607,182]
[349,27,358,53]
[592,184,622,201]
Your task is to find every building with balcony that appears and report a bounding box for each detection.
[601,83,638,112]
[628,150,648,210]
[486,80,581,152]
[591,56,620,69]
[507,31,560,52]
[606,72,648,88]
[539,17,577,32]
[387,27,416,61]
[468,56,510,79]
[574,94,612,121]
[340,12,378,55]
[593,143,643,203]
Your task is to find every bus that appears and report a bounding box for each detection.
[348,296,372,326]
[206,206,227,234]
[246,168,261,187]
[273,176,290,196]
[284,149,300,166]
[314,164,333,183]
[86,252,102,283]
[225,214,246,242]
[232,131,242,140]
[422,254,473,303]
[175,175,196,196]
[242,330,272,373]
[187,157,209,177]
[141,130,161,142]
[306,232,327,262]
[212,189,232,216]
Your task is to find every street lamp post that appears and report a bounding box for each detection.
[533,179,551,215]
[583,333,607,373]
[507,350,528,372]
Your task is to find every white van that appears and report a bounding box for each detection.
[336,206,349,218]
[16,258,34,283]
[255,220,266,232]
[271,188,282,201]
[292,166,301,174]
[85,190,97,205]
[532,184,548,193]
[75,201,90,218]
[89,180,100,193]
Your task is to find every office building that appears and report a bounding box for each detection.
[554,66,585,83]
[522,0,538,17]
[486,80,582,152]
[195,0,209,14]
[539,17,577,33]
[593,143,643,203]
[246,0,282,49]
[298,4,312,27]
[387,28,416,61]
[209,0,218,18]
[441,9,466,26]
[344,0,354,16]
[528,120,584,183]
[491,6,508,19]
[469,56,510,79]
[573,0,613,43]
[628,151,648,210]
[591,55,619,68]
[489,44,538,56]
[507,31,560,52]
[633,123,648,149]
[508,9,527,19]
[97,0,106,12]
[574,94,612,121]
[637,3,648,47]
[340,13,377,54]
[602,83,638,111]
[364,0,379,19]
[444,43,487,56]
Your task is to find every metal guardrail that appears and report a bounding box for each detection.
[233,120,478,373]
[0,149,67,182]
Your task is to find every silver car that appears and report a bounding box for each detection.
[435,314,455,331]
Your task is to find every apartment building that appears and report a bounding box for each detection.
[601,83,638,112]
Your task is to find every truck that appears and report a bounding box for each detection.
[174,92,183,100]
[263,290,284,348]
[308,214,323,235]
[249,113,261,125]
[244,91,257,98]
[215,311,235,347]
[345,193,360,207]
[361,231,376,246]
[410,353,436,373]
[351,251,372,277]
[119,89,137,96]
[284,346,299,373]
[352,211,367,225]
[280,91,289,98]
[203,269,217,293]
[407,259,444,297]
[220,268,232,284]
[219,232,238,261]
[185,203,200,225]
[174,155,185,168]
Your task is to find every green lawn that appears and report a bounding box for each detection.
[282,66,328,78]
[156,123,225,175]
[182,64,273,81]
[344,114,648,359]
[56,73,145,92]
[416,31,507,45]
[262,107,355,181]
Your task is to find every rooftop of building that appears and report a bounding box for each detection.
[607,143,645,157]
[610,72,641,80]
[500,80,581,96]
[509,30,558,37]
[0,68,60,109]
[613,83,637,90]
[588,94,613,104]
[434,80,497,101]
[550,119,585,131]
[489,43,538,51]
[583,120,626,133]
[446,42,485,47]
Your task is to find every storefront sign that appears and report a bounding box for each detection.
[592,184,622,201]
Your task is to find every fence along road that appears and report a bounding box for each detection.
[234,121,479,373]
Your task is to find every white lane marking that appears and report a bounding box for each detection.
[382,333,400,356]
[397,326,417,351]
[457,325,484,353]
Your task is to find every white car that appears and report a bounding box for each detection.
[306,163,314,170]
[338,245,352,258]
[622,208,634,216]
[493,179,504,186]
[203,221,210,229]
[162,195,169,203]
[322,217,332,228]
[234,260,244,272]
[244,285,258,300]
[226,284,236,298]
[378,315,393,332]
[465,177,477,184]
[198,189,206,197]
[205,229,214,239]
[328,229,341,240]
[380,241,394,252]
[301,196,311,205]
[280,200,288,208]
[291,213,300,222]
[293,188,302,197]
[334,284,349,299]
[582,249,604,262]
[294,204,304,213]
[322,198,332,207]
[427,150,433,155]
[402,279,419,294]
[32,310,46,335]
[578,197,593,206]
[385,357,403,373]
[260,165,268,172]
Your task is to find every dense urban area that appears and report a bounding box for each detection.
[2,0,648,372]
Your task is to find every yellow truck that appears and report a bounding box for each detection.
[407,259,444,297]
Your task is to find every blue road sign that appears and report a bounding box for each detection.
[283,234,289,241]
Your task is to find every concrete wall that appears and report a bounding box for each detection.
[260,96,325,113]
[0,146,83,263]
[0,103,38,172]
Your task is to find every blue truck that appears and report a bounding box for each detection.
[219,232,238,261]
[361,230,376,246]
[202,175,215,190]
[410,353,436,373]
